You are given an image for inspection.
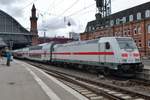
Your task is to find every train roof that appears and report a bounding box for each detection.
[59,37,133,47]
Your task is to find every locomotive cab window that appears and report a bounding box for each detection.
[116,38,137,50]
[105,42,110,49]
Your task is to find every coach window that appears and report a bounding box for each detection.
[105,42,110,49]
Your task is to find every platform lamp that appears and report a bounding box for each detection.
[43,28,47,43]
[67,21,71,27]
[9,40,13,50]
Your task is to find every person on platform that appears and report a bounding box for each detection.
[0,50,2,63]
[1,48,6,65]
[5,48,11,66]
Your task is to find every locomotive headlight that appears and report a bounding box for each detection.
[135,59,140,62]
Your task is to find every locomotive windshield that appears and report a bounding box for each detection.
[116,38,137,50]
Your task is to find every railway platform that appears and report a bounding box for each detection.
[0,59,88,100]
[144,65,150,69]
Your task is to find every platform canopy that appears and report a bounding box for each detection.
[0,9,33,49]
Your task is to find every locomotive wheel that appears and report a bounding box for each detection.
[103,68,110,76]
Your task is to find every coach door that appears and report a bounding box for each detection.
[105,42,111,63]
[50,45,53,61]
[99,42,111,64]
[99,43,105,64]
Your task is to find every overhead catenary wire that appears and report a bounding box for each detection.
[22,0,38,10]
[67,3,95,17]
[27,0,97,33]
[59,0,80,16]
[36,2,96,31]
[48,0,65,12]
[36,2,96,18]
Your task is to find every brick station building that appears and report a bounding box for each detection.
[80,2,150,57]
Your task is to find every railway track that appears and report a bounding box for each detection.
[129,79,150,86]
[27,61,150,100]
[136,69,150,80]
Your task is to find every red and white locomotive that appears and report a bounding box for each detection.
[13,37,144,76]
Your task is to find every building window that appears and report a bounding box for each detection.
[139,44,142,48]
[116,18,120,25]
[118,32,121,36]
[129,15,133,22]
[134,28,137,35]
[122,17,126,23]
[137,26,141,34]
[92,27,95,31]
[88,26,91,32]
[139,40,141,42]
[110,20,114,26]
[137,12,141,20]
[128,29,131,36]
[85,28,88,32]
[124,31,127,36]
[148,40,150,48]
[148,24,150,33]
[115,32,117,36]
[145,10,150,18]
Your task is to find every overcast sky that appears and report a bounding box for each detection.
[0,0,149,37]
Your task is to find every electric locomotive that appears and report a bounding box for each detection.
[52,37,143,76]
